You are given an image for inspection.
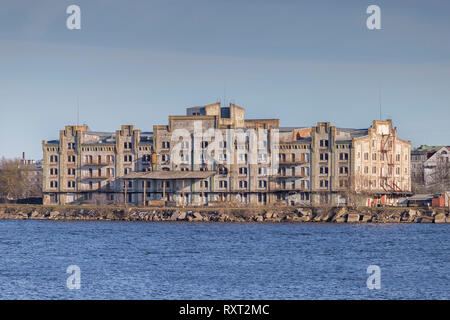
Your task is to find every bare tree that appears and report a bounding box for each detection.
[342,175,370,208]
[411,163,427,193]
[428,155,450,193]
[0,158,26,201]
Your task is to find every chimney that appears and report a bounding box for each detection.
[22,152,25,160]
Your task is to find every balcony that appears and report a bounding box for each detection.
[278,159,308,165]
[271,173,307,179]
[271,186,310,192]
[84,161,112,166]
[83,175,111,180]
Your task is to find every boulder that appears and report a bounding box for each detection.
[169,211,181,221]
[298,216,311,222]
[255,215,264,222]
[386,214,401,223]
[192,212,203,222]
[434,213,446,224]
[264,211,275,219]
[296,208,312,217]
[335,207,347,217]
[335,216,347,223]
[418,216,433,223]
[313,211,332,222]
[177,211,187,221]
[361,215,372,223]
[347,213,360,223]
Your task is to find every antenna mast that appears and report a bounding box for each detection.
[77,96,80,126]
[378,82,382,121]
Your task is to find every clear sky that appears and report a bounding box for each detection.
[1,0,449,159]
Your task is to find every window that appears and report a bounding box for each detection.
[239,153,248,163]
[396,154,401,162]
[68,142,75,150]
[320,166,328,174]
[339,179,348,187]
[259,153,267,162]
[161,154,169,162]
[340,166,349,174]
[319,179,328,188]
[372,153,377,161]
[201,141,208,148]
[320,139,328,147]
[218,153,227,161]
[372,166,377,174]
[180,153,189,163]
[68,168,75,175]
[124,142,132,149]
[364,153,369,161]
[124,155,132,162]
[258,180,267,188]
[364,166,369,174]
[50,168,58,175]
[320,153,328,161]
[339,153,348,161]
[239,167,248,175]
[50,180,58,188]
[124,168,131,175]
[106,168,114,177]
[239,180,248,188]
[218,165,228,175]
[258,167,268,176]
[67,181,75,188]
[50,155,58,162]
[219,180,227,188]
[181,141,189,149]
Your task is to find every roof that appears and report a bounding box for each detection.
[337,128,369,138]
[406,194,439,201]
[412,145,443,153]
[122,170,216,180]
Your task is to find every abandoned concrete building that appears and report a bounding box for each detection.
[42,102,411,206]
[411,145,450,190]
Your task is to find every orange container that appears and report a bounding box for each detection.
[432,197,444,207]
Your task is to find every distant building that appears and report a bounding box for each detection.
[42,102,411,206]
[411,145,450,190]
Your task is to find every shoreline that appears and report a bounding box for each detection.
[0,204,449,223]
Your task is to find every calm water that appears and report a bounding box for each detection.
[0,220,448,299]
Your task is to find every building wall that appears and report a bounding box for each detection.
[353,120,411,195]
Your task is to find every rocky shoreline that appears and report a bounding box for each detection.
[0,204,449,223]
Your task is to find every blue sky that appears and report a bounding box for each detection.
[1,0,449,159]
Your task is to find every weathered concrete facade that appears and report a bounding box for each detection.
[42,103,411,206]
